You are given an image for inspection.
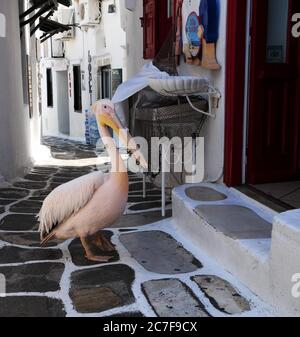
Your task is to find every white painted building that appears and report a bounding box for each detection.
[40,0,127,140]
[0,0,43,182]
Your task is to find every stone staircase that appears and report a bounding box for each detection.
[172,183,300,317]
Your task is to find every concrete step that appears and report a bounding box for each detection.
[172,183,300,316]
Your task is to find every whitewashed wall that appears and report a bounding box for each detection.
[120,0,228,183]
[179,0,227,182]
[0,0,42,181]
[120,0,146,78]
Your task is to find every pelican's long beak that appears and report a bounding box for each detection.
[97,113,148,171]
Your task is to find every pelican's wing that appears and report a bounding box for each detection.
[38,171,107,237]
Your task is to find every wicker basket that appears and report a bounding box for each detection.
[133,99,208,142]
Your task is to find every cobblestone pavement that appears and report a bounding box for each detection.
[0,137,274,317]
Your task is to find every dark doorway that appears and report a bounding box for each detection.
[247,0,300,185]
[224,0,300,192]
[46,68,53,107]
[101,65,112,99]
[73,65,82,112]
[57,71,69,135]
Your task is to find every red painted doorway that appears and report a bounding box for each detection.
[224,0,300,187]
[247,0,300,184]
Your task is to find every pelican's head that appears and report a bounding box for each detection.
[92,99,148,171]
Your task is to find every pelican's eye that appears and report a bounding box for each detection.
[104,105,107,109]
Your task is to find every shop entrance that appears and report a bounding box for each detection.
[245,0,300,209]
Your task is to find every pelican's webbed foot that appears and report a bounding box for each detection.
[80,236,114,263]
[94,234,116,252]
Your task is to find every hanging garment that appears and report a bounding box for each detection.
[199,0,221,70]
[199,0,220,43]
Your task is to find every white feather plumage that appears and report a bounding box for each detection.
[38,171,106,238]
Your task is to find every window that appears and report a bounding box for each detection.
[143,0,176,59]
[266,0,289,63]
[73,65,82,112]
[97,65,112,100]
[101,66,112,99]
[46,68,53,107]
[97,66,123,100]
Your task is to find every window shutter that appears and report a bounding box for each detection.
[143,0,157,59]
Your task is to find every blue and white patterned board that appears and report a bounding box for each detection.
[85,109,100,146]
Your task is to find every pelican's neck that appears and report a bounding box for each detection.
[99,125,127,177]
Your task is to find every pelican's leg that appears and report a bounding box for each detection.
[80,236,113,263]
[96,234,116,252]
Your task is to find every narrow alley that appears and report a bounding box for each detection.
[0,137,273,317]
[1,0,300,320]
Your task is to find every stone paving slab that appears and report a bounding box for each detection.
[9,200,42,214]
[24,174,49,182]
[128,202,171,212]
[0,246,62,264]
[112,211,172,228]
[69,231,119,267]
[51,176,78,183]
[51,150,97,160]
[31,167,58,174]
[129,189,162,196]
[129,182,155,192]
[128,196,161,203]
[52,172,88,179]
[195,205,273,240]
[185,186,227,202]
[142,279,210,317]
[120,231,202,274]
[30,169,57,176]
[28,196,47,202]
[58,166,95,172]
[32,190,52,199]
[13,181,47,190]
[0,199,16,206]
[0,297,66,317]
[0,214,38,231]
[49,183,62,190]
[0,262,65,293]
[70,265,135,314]
[128,178,143,183]
[192,275,251,315]
[0,188,29,199]
[0,232,61,248]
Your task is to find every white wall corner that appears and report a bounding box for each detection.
[270,210,300,316]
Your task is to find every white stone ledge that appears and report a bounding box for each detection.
[173,184,300,316]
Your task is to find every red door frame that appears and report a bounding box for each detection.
[224,0,248,186]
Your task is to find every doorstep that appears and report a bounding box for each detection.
[172,183,300,316]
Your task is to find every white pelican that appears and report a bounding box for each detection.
[38,99,147,262]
